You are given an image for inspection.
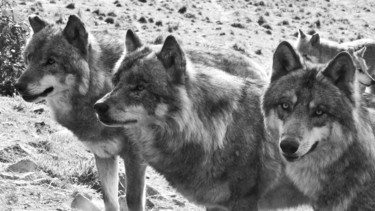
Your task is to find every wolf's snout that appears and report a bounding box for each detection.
[280,139,300,155]
[15,82,27,94]
[94,102,109,115]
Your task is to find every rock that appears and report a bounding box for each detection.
[178,6,187,14]
[66,3,75,9]
[257,16,267,25]
[231,23,245,29]
[105,18,115,24]
[71,193,101,211]
[108,11,117,17]
[262,23,272,30]
[138,17,147,23]
[184,13,196,19]
[56,17,64,24]
[173,199,185,206]
[155,21,163,26]
[0,172,35,180]
[0,144,30,163]
[7,159,38,173]
[146,199,155,209]
[146,185,161,196]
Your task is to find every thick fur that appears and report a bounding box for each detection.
[94,32,309,210]
[16,15,147,211]
[295,29,375,92]
[262,41,375,210]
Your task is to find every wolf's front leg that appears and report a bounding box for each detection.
[122,148,147,211]
[95,155,120,211]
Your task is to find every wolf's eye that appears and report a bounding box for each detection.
[112,77,119,85]
[133,84,145,92]
[358,68,364,73]
[303,54,311,61]
[46,58,56,65]
[27,54,32,62]
[314,109,324,117]
[280,103,290,110]
[46,58,55,65]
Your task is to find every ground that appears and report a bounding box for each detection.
[1,0,375,210]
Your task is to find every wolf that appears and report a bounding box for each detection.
[348,47,375,92]
[354,44,375,94]
[262,41,375,210]
[15,15,147,211]
[295,29,375,91]
[93,30,310,210]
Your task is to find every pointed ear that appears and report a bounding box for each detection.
[322,52,356,98]
[298,29,306,39]
[271,41,303,82]
[158,35,186,84]
[125,29,143,53]
[356,47,367,58]
[63,15,89,55]
[28,15,48,33]
[310,33,320,46]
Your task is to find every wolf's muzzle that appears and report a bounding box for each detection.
[280,138,300,161]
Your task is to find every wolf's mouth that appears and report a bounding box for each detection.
[283,154,299,162]
[305,141,319,155]
[97,115,137,127]
[21,87,54,102]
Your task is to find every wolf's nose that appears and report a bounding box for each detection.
[94,102,109,115]
[14,82,27,93]
[280,139,299,155]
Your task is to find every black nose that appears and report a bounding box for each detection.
[94,102,109,115]
[280,139,300,155]
[15,82,27,93]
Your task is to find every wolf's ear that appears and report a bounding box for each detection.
[298,29,306,39]
[28,15,48,33]
[271,41,302,82]
[310,33,320,46]
[356,47,367,58]
[63,15,89,55]
[322,52,356,98]
[125,29,142,53]
[158,35,186,84]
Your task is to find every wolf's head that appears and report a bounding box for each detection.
[348,47,375,89]
[294,29,322,64]
[94,30,185,127]
[262,41,358,164]
[15,15,91,102]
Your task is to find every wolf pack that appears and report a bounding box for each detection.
[13,14,375,211]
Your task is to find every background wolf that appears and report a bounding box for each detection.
[262,41,375,210]
[15,15,147,211]
[295,29,375,92]
[94,31,309,210]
